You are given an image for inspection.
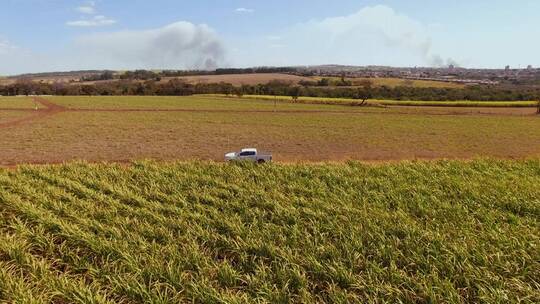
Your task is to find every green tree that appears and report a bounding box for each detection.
[352,87,373,106]
[234,87,244,98]
[290,86,301,102]
[81,85,98,96]
[357,79,374,89]
[317,78,330,86]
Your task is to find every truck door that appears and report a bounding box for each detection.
[238,151,257,161]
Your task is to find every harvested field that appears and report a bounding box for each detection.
[0,160,538,302]
[161,73,314,86]
[0,96,539,165]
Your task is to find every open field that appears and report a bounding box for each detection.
[0,78,14,86]
[0,111,34,122]
[50,95,540,115]
[214,94,539,108]
[0,96,539,165]
[162,75,466,88]
[1,73,469,89]
[0,160,538,302]
[0,96,539,302]
[162,73,315,86]
[0,73,90,85]
[356,77,467,88]
[311,77,467,89]
[47,96,369,111]
[0,96,44,109]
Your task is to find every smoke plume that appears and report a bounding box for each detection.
[76,21,226,70]
[234,5,458,68]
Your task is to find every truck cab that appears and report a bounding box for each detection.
[225,148,272,163]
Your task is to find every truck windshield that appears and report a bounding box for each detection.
[239,151,256,156]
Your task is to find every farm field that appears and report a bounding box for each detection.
[47,96,376,112]
[216,94,539,108]
[311,76,467,89]
[356,77,466,88]
[162,73,314,86]
[2,73,470,88]
[0,96,539,165]
[0,96,44,109]
[0,111,34,123]
[159,74,465,88]
[0,160,538,302]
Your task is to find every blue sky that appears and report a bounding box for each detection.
[1,0,539,75]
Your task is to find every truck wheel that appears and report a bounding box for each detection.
[257,159,266,164]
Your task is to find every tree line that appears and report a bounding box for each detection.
[1,78,539,102]
[80,67,299,81]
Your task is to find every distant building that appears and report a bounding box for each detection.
[527,65,533,70]
[505,65,511,71]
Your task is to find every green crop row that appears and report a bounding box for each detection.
[0,160,538,303]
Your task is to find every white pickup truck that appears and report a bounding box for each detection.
[225,148,272,163]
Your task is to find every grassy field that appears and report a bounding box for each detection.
[0,111,34,121]
[0,96,538,165]
[0,160,538,303]
[47,96,372,112]
[0,96,43,109]
[212,94,538,108]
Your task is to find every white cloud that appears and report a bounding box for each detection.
[266,35,281,41]
[0,38,18,55]
[75,21,226,70]
[68,2,115,27]
[235,8,254,13]
[76,5,96,15]
[231,5,456,67]
[67,15,116,27]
